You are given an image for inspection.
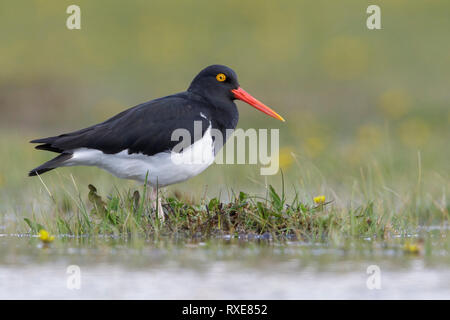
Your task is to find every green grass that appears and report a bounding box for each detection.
[18,174,447,242]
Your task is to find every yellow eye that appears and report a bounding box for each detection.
[216,73,226,82]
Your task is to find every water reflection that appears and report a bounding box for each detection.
[0,230,448,299]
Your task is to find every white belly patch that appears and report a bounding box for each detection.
[63,127,215,186]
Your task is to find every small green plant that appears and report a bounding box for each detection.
[21,181,423,241]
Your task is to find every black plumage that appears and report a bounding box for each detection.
[29,65,240,177]
[31,94,213,156]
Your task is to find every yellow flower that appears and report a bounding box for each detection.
[313,195,326,205]
[378,89,411,119]
[278,147,295,170]
[39,229,55,243]
[304,136,325,158]
[403,241,421,254]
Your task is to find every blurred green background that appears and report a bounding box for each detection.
[0,0,448,218]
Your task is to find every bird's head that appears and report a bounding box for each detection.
[188,65,285,122]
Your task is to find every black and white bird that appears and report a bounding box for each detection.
[29,65,284,217]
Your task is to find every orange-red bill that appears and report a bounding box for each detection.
[231,87,285,122]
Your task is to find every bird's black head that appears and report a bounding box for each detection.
[188,64,285,122]
[188,64,239,101]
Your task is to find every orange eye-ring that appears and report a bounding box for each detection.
[216,73,226,82]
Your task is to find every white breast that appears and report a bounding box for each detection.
[63,126,216,187]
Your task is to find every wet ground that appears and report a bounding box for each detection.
[0,229,449,299]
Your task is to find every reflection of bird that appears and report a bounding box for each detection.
[29,65,284,218]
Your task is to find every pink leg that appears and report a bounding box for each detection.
[149,187,164,222]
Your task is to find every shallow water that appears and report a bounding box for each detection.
[0,231,449,299]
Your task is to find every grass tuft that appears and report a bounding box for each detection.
[20,181,439,241]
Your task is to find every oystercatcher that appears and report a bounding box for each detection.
[29,65,284,217]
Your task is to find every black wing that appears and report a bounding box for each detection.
[30,92,211,156]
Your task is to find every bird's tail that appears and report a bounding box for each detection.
[28,153,73,177]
